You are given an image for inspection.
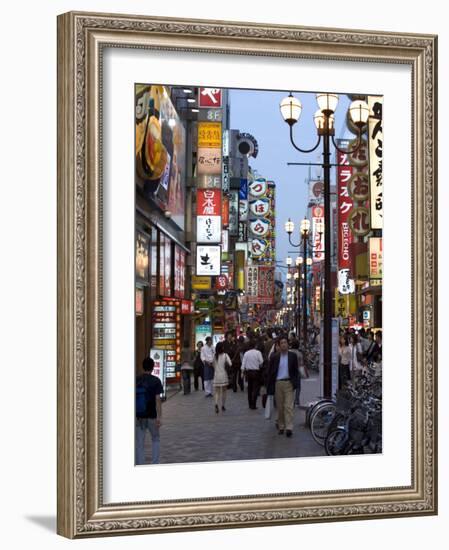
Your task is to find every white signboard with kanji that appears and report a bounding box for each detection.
[368,96,383,230]
[196,245,221,276]
[197,215,222,243]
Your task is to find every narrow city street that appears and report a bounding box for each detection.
[143,373,326,464]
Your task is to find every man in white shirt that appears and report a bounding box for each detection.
[200,336,215,397]
[267,336,299,437]
[241,341,264,409]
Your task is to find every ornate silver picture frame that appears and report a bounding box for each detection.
[57,11,437,538]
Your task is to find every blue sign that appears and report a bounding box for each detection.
[239,179,248,199]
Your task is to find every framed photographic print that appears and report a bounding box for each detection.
[57,11,437,538]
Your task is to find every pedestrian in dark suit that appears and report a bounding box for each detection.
[267,336,299,437]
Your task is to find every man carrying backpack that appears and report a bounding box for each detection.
[136,357,163,465]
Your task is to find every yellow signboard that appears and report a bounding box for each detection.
[198,122,222,148]
[191,275,212,290]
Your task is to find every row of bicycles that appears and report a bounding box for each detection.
[306,364,382,455]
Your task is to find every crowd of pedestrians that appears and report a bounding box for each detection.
[135,325,382,464]
[190,328,309,438]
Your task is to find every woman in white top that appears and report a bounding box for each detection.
[350,333,364,379]
[339,335,351,388]
[213,342,232,414]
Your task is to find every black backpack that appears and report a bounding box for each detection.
[136,381,148,417]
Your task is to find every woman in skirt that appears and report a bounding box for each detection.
[213,341,232,414]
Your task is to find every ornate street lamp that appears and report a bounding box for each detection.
[280,93,369,398]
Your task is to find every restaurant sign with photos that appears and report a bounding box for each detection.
[57,11,437,539]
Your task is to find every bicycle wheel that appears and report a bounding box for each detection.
[310,402,337,445]
[306,399,334,428]
[325,427,349,455]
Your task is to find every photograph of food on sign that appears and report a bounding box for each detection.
[135,84,383,465]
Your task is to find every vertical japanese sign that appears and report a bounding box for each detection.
[152,300,182,372]
[257,267,275,305]
[312,205,325,262]
[222,129,230,193]
[196,189,222,243]
[136,232,149,282]
[228,191,239,236]
[149,349,166,395]
[173,246,186,299]
[197,121,222,177]
[368,96,383,229]
[337,144,354,271]
[246,266,259,301]
[248,178,275,264]
[369,237,383,280]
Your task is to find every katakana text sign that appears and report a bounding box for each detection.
[337,144,354,271]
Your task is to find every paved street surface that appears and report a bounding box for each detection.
[143,372,326,464]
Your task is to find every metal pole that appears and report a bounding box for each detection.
[296,273,300,341]
[303,237,308,346]
[322,125,332,399]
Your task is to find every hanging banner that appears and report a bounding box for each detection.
[338,268,355,295]
[228,191,239,235]
[221,229,229,253]
[246,266,259,300]
[337,143,354,271]
[308,180,324,205]
[368,96,383,229]
[369,237,383,279]
[312,205,325,262]
[239,200,249,222]
[173,246,185,299]
[256,267,275,305]
[221,195,230,226]
[222,129,230,193]
[196,245,221,276]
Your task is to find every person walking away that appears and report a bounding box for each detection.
[212,342,232,413]
[267,336,299,437]
[290,339,307,407]
[193,341,205,391]
[367,330,382,363]
[339,335,351,388]
[350,333,364,381]
[180,361,193,394]
[364,331,376,362]
[223,331,237,389]
[201,336,215,397]
[241,340,264,409]
[230,335,245,392]
[135,357,163,464]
